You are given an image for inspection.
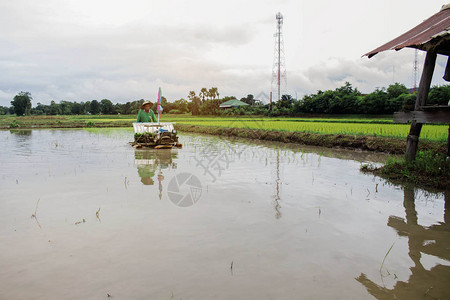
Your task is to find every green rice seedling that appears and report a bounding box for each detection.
[177,119,447,141]
[31,198,41,228]
[380,242,395,274]
[96,207,101,221]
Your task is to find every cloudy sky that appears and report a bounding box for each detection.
[0,0,448,106]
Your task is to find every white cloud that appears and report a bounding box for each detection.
[0,0,448,107]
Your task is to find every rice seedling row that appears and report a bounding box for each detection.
[176,119,447,141]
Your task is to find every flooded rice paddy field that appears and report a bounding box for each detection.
[0,128,449,300]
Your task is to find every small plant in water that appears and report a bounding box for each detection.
[31,198,41,228]
[96,207,101,221]
[75,218,86,225]
[380,242,395,274]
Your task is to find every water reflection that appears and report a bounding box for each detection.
[223,135,391,164]
[356,189,450,299]
[10,129,32,136]
[273,149,281,219]
[2,129,450,299]
[9,129,33,157]
[134,149,177,198]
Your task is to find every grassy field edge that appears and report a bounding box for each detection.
[361,151,450,191]
[174,124,446,155]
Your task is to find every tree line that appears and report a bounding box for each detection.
[3,83,450,117]
[4,95,145,116]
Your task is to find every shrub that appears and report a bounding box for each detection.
[169,109,182,114]
[363,150,450,190]
[9,120,19,128]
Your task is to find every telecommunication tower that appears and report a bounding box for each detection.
[272,12,286,102]
[413,49,418,92]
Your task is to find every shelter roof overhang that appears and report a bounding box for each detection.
[364,4,450,58]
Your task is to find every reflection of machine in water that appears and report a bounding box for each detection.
[356,189,450,299]
[134,149,177,198]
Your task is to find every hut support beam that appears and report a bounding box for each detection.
[405,50,437,161]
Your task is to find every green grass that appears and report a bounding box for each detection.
[362,150,450,190]
[1,114,447,142]
[0,114,134,128]
[174,119,448,141]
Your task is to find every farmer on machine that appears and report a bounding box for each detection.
[136,101,157,123]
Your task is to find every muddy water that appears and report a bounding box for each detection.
[0,128,449,300]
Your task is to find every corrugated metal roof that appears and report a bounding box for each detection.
[219,99,249,108]
[364,5,450,58]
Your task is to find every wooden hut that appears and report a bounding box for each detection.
[364,4,450,160]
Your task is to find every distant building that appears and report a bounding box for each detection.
[219,99,250,109]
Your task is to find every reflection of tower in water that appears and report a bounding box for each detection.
[357,188,450,299]
[272,149,282,219]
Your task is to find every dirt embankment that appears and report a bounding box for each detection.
[1,121,132,129]
[174,124,446,155]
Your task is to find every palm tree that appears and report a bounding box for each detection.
[200,88,208,103]
[209,87,218,100]
[188,91,196,102]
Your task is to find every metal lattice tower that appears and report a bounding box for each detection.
[413,49,418,92]
[272,12,286,102]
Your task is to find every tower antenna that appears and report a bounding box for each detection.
[413,49,418,92]
[272,12,286,102]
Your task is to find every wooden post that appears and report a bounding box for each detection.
[444,56,450,81]
[405,50,437,161]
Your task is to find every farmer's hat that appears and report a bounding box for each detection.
[141,101,152,109]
